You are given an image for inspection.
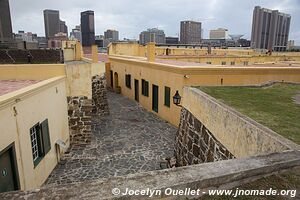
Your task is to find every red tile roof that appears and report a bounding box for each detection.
[0,80,40,96]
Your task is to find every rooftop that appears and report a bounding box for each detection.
[0,80,40,96]
[198,83,300,144]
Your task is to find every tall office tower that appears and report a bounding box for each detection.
[0,0,13,42]
[81,10,95,46]
[139,28,166,45]
[251,6,291,51]
[43,9,60,39]
[180,21,202,44]
[104,29,119,41]
[59,20,68,36]
[210,28,229,39]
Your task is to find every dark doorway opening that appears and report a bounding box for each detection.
[152,84,159,112]
[134,79,139,102]
[0,143,20,193]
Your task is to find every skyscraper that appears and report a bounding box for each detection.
[59,20,68,36]
[180,21,202,44]
[43,9,60,39]
[251,6,291,51]
[0,0,13,42]
[139,28,166,45]
[81,10,95,46]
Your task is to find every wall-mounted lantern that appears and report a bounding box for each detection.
[173,90,182,107]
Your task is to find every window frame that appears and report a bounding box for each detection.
[125,74,131,89]
[29,119,51,168]
[141,79,149,97]
[164,86,171,108]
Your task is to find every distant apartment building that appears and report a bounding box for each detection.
[95,35,104,48]
[166,37,179,44]
[180,21,202,44]
[0,0,13,42]
[48,32,68,48]
[251,6,291,51]
[81,10,95,46]
[70,25,81,42]
[37,36,48,48]
[104,29,119,41]
[103,29,119,47]
[14,31,38,49]
[43,10,60,39]
[139,28,166,45]
[59,20,68,36]
[210,28,228,39]
[287,40,296,50]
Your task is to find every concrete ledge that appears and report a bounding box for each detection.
[1,151,299,200]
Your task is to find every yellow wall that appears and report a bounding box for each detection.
[108,43,300,66]
[65,62,92,98]
[0,77,69,190]
[0,64,66,80]
[160,55,300,65]
[107,56,300,126]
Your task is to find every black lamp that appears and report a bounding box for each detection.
[173,90,182,106]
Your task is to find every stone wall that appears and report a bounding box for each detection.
[67,96,93,145]
[175,107,235,166]
[92,74,109,116]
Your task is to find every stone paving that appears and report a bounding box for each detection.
[44,91,177,186]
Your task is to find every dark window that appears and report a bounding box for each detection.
[30,119,51,167]
[206,62,211,64]
[243,61,249,66]
[125,74,131,88]
[221,61,226,65]
[230,61,235,65]
[141,79,149,97]
[164,86,171,107]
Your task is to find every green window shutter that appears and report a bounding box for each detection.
[142,79,145,95]
[41,119,51,155]
[164,86,170,107]
[125,74,131,88]
[145,81,149,97]
[125,75,128,87]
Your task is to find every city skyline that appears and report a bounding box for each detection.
[8,0,300,44]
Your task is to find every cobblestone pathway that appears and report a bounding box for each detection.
[44,91,177,186]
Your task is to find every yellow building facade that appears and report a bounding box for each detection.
[106,43,300,126]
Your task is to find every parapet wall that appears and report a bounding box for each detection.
[2,151,300,199]
[182,87,299,158]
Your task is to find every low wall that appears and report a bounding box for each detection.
[1,151,299,199]
[182,87,299,158]
[175,107,235,166]
[0,49,63,64]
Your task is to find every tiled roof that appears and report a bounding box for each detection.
[0,80,40,96]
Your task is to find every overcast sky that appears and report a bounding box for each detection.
[9,0,300,44]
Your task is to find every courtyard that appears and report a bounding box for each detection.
[44,91,177,186]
